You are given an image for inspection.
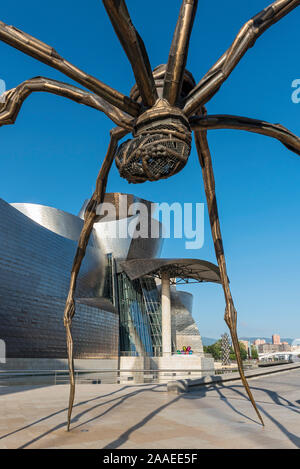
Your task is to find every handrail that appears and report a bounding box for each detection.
[0,368,217,374]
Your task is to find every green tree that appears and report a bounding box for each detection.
[229,341,248,361]
[203,340,222,360]
[251,346,258,359]
[204,339,250,361]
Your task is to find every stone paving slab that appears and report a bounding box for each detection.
[167,362,300,394]
[1,369,300,449]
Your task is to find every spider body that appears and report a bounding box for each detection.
[115,98,192,183]
[116,65,196,183]
[129,64,197,104]
[0,0,299,431]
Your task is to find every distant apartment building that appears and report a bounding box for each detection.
[257,343,291,354]
[272,334,281,345]
[280,343,292,352]
[253,339,266,346]
[240,340,249,350]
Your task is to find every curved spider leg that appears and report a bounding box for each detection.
[103,0,158,107]
[0,20,141,117]
[193,112,264,426]
[163,0,198,106]
[0,77,134,130]
[184,0,300,116]
[63,126,128,431]
[190,114,300,156]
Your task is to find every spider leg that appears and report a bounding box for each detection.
[63,126,128,431]
[103,0,158,107]
[184,0,300,115]
[163,0,198,106]
[0,20,141,117]
[0,77,134,130]
[193,112,264,426]
[190,114,300,156]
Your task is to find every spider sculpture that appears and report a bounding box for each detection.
[1,0,300,431]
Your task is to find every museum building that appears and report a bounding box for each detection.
[0,193,220,374]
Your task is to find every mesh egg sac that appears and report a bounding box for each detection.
[115,122,192,184]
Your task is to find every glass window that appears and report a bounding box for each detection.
[117,273,162,357]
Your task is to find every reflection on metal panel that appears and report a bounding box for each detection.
[92,212,163,260]
[78,193,164,260]
[127,217,163,260]
[0,199,118,359]
[78,193,155,222]
[11,202,99,247]
[93,216,138,259]
[171,290,204,355]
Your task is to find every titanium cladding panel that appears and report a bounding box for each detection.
[0,199,118,359]
[171,290,204,355]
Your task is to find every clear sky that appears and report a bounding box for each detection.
[0,1,299,339]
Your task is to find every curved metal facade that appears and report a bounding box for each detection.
[119,258,221,283]
[171,290,204,355]
[0,194,163,360]
[0,199,117,359]
[11,203,88,243]
[79,193,163,260]
[0,192,216,361]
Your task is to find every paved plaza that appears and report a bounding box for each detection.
[1,369,300,449]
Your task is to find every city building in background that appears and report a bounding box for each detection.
[250,335,299,362]
[272,334,281,345]
[257,343,291,354]
[253,339,266,346]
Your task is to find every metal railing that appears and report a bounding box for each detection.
[0,364,263,386]
[0,368,219,386]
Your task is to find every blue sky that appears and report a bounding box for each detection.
[0,1,299,339]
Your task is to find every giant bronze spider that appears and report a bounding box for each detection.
[1,0,299,431]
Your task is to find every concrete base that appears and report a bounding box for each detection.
[118,356,151,384]
[0,358,118,371]
[0,358,119,386]
[118,355,214,384]
[150,354,214,383]
[1,356,215,386]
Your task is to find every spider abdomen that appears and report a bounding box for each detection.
[115,99,192,184]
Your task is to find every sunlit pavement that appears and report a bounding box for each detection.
[1,369,300,449]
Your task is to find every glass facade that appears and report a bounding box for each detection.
[140,277,162,357]
[102,253,162,357]
[117,272,162,357]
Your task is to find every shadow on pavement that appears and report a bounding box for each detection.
[1,373,300,449]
